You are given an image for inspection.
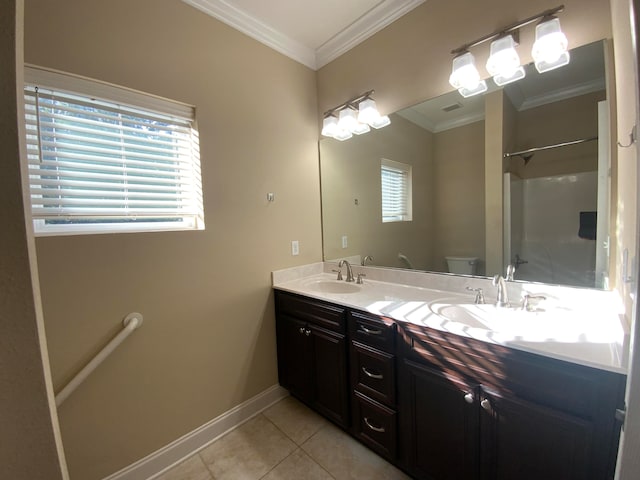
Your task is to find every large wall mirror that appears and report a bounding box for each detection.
[320,40,611,289]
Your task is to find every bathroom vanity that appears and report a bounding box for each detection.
[273,264,627,480]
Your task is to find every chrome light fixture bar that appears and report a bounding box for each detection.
[449,5,568,97]
[322,90,390,141]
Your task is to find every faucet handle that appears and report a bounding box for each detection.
[356,273,366,285]
[466,286,485,304]
[522,294,546,311]
[331,269,343,281]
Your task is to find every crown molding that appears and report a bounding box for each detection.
[182,0,426,70]
[509,78,606,111]
[315,0,427,69]
[183,0,317,69]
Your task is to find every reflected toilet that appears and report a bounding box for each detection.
[445,256,478,275]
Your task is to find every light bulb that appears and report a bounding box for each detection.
[486,35,522,80]
[338,108,359,133]
[321,115,339,137]
[449,52,482,91]
[532,17,570,73]
[358,98,380,125]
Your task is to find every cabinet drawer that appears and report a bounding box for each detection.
[349,310,396,352]
[276,291,346,333]
[353,391,397,462]
[351,341,396,406]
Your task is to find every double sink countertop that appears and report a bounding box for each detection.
[273,262,629,375]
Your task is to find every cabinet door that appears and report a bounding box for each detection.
[480,387,594,480]
[401,359,479,480]
[311,325,349,428]
[276,315,313,402]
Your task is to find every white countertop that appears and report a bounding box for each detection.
[273,264,629,374]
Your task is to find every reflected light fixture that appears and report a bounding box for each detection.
[321,90,390,141]
[449,5,568,97]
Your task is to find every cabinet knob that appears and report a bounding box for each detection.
[481,398,491,410]
[464,392,474,404]
[304,328,311,336]
[299,327,305,335]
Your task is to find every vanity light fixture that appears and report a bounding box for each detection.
[321,90,390,141]
[449,5,568,96]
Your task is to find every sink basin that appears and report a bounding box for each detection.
[428,299,531,331]
[428,303,493,329]
[304,280,362,294]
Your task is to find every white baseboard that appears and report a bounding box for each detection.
[103,384,289,480]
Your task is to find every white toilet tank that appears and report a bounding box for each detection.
[445,256,479,275]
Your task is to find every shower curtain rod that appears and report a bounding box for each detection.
[503,136,598,158]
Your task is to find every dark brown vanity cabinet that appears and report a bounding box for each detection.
[274,290,626,480]
[349,310,398,461]
[275,291,349,428]
[399,323,626,480]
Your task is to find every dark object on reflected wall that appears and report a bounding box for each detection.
[579,211,597,240]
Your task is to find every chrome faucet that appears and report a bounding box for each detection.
[505,264,516,281]
[338,259,355,282]
[362,255,374,266]
[492,274,510,308]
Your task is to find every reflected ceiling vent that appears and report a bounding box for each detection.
[442,102,463,113]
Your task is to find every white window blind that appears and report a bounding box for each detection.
[381,158,412,223]
[23,66,204,235]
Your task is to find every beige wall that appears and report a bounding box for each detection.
[321,113,434,270]
[317,0,612,120]
[25,0,321,478]
[610,0,638,314]
[432,121,486,273]
[0,1,68,478]
[611,2,640,476]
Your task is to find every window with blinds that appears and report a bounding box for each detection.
[381,158,412,223]
[23,66,204,236]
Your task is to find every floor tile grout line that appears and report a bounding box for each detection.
[196,451,217,480]
[260,401,337,479]
[256,447,299,480]
[299,426,342,479]
[262,404,330,447]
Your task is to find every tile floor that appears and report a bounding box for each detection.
[154,395,411,480]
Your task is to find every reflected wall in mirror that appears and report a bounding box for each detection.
[320,40,611,289]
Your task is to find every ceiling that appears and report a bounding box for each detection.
[182,0,426,69]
